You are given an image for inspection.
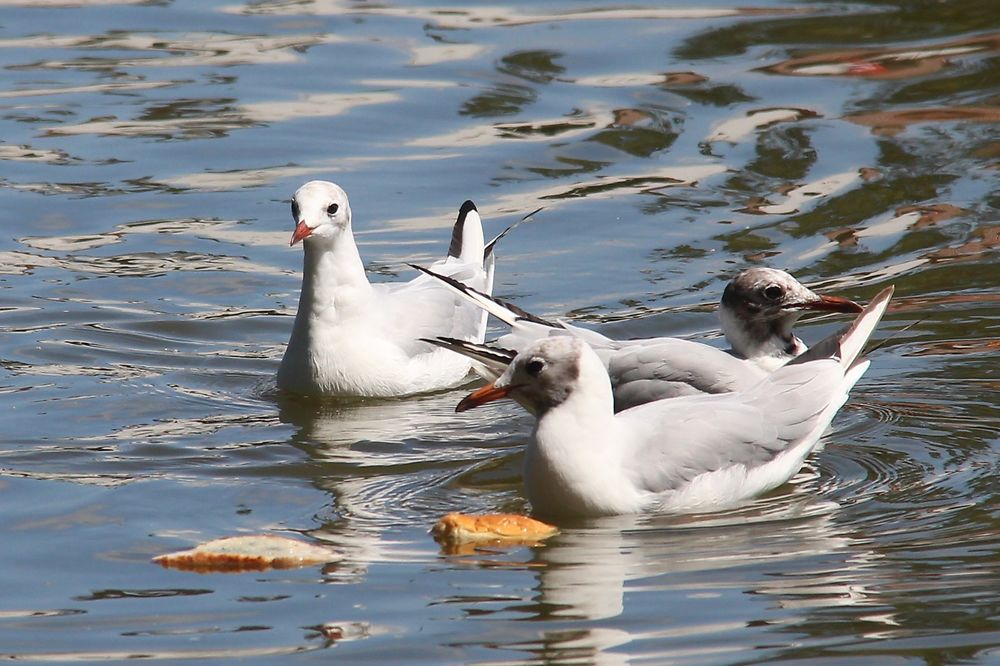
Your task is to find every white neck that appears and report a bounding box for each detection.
[720,307,803,366]
[525,360,643,517]
[291,229,373,336]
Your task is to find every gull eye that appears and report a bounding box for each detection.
[763,285,783,300]
[291,200,300,220]
[326,203,339,215]
[525,359,545,376]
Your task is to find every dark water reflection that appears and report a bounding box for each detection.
[1,0,998,662]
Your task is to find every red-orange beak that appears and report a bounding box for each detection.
[800,294,863,314]
[456,382,515,413]
[290,221,312,246]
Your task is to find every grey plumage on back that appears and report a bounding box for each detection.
[605,338,768,410]
[451,287,893,518]
[415,262,862,412]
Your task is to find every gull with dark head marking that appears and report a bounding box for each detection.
[718,267,859,371]
[415,265,862,411]
[277,180,504,397]
[454,287,893,519]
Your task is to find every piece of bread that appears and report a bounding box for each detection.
[153,535,339,573]
[431,512,558,545]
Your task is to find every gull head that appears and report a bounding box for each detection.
[721,267,861,323]
[720,267,862,357]
[457,336,593,415]
[288,180,353,246]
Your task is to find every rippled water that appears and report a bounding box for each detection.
[1,0,998,661]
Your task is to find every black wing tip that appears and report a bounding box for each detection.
[449,201,479,258]
[409,262,475,294]
[521,206,543,221]
[415,260,555,327]
[484,206,541,260]
[407,262,433,277]
[432,336,518,361]
[495,297,558,328]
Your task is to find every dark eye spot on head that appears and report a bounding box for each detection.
[763,285,783,300]
[525,358,544,376]
[291,200,300,221]
[327,203,339,215]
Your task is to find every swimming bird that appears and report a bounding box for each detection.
[414,265,862,410]
[454,286,893,519]
[277,180,498,397]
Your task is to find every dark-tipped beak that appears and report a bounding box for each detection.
[799,294,863,314]
[456,382,515,413]
[290,221,312,246]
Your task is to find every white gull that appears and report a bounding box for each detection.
[277,180,498,397]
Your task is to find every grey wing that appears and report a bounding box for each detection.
[619,359,844,493]
[606,339,767,411]
[377,257,488,353]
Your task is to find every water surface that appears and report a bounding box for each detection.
[1,0,998,662]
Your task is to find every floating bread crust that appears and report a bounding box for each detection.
[153,535,339,573]
[432,512,558,543]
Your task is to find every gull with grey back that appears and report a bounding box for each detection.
[455,287,893,519]
[416,265,862,411]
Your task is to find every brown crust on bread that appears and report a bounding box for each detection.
[153,535,339,573]
[432,512,558,545]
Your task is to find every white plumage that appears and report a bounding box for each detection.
[277,181,494,397]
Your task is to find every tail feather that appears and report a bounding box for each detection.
[786,325,849,367]
[836,286,894,369]
[769,286,893,454]
[447,200,485,264]
[788,286,894,369]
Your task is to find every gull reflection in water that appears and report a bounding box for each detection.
[274,385,521,578]
[275,386,515,462]
[445,497,897,664]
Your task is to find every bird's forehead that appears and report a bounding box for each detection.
[521,337,584,381]
[736,269,809,300]
[736,268,786,288]
[533,336,582,359]
[295,181,345,205]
